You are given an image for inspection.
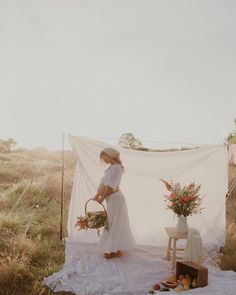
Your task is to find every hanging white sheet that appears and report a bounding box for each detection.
[68,136,228,247]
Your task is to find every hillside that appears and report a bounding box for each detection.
[0,148,235,294]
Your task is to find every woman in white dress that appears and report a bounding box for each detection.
[93,147,135,259]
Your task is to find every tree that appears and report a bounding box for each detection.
[118,133,145,150]
[227,118,236,144]
[0,138,17,153]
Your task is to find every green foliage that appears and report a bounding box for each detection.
[118,132,144,150]
[0,138,17,153]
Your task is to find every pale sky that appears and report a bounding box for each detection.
[0,0,236,150]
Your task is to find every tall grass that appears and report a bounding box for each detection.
[0,149,76,294]
[218,163,236,271]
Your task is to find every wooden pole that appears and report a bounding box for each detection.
[60,133,65,241]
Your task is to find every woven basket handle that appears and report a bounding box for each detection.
[85,198,107,218]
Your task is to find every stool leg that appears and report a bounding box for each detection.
[166,238,171,260]
[172,239,176,270]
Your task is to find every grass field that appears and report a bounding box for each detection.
[0,149,235,294]
[0,149,75,295]
[219,163,236,271]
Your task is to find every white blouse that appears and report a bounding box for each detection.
[100,164,123,190]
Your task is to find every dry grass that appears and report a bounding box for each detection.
[0,149,76,294]
[219,237,236,271]
[218,163,236,271]
[0,256,34,295]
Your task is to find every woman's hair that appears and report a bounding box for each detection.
[114,154,124,170]
[100,150,124,170]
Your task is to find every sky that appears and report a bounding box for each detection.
[0,0,236,150]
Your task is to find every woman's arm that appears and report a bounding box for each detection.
[97,186,114,203]
[93,183,106,201]
[93,192,100,201]
[95,165,122,203]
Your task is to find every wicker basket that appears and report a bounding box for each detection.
[84,198,108,229]
[176,261,208,287]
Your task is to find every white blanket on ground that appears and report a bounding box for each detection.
[44,239,236,295]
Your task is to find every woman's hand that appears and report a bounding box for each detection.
[92,194,99,201]
[93,195,104,203]
[97,197,104,204]
[93,194,104,203]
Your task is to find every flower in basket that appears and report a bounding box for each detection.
[160,179,204,217]
[75,210,108,231]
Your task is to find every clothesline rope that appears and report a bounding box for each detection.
[67,134,222,147]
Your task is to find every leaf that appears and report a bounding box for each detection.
[159,178,172,191]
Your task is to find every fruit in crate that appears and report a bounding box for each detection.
[181,278,191,286]
[177,280,182,285]
[176,261,208,288]
[162,281,177,288]
[178,274,185,280]
[165,275,177,282]
[183,285,190,291]
[192,279,198,288]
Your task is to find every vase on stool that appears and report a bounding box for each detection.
[176,215,188,233]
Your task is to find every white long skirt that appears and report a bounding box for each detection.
[98,190,135,253]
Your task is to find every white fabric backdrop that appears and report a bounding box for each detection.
[68,136,228,247]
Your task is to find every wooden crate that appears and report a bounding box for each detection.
[176,261,208,287]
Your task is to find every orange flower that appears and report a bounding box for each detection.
[180,196,190,203]
[78,220,86,230]
[161,179,203,217]
[169,193,177,200]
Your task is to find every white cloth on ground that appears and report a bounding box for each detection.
[44,239,236,295]
[183,228,203,264]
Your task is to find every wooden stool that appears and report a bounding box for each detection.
[165,227,190,270]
